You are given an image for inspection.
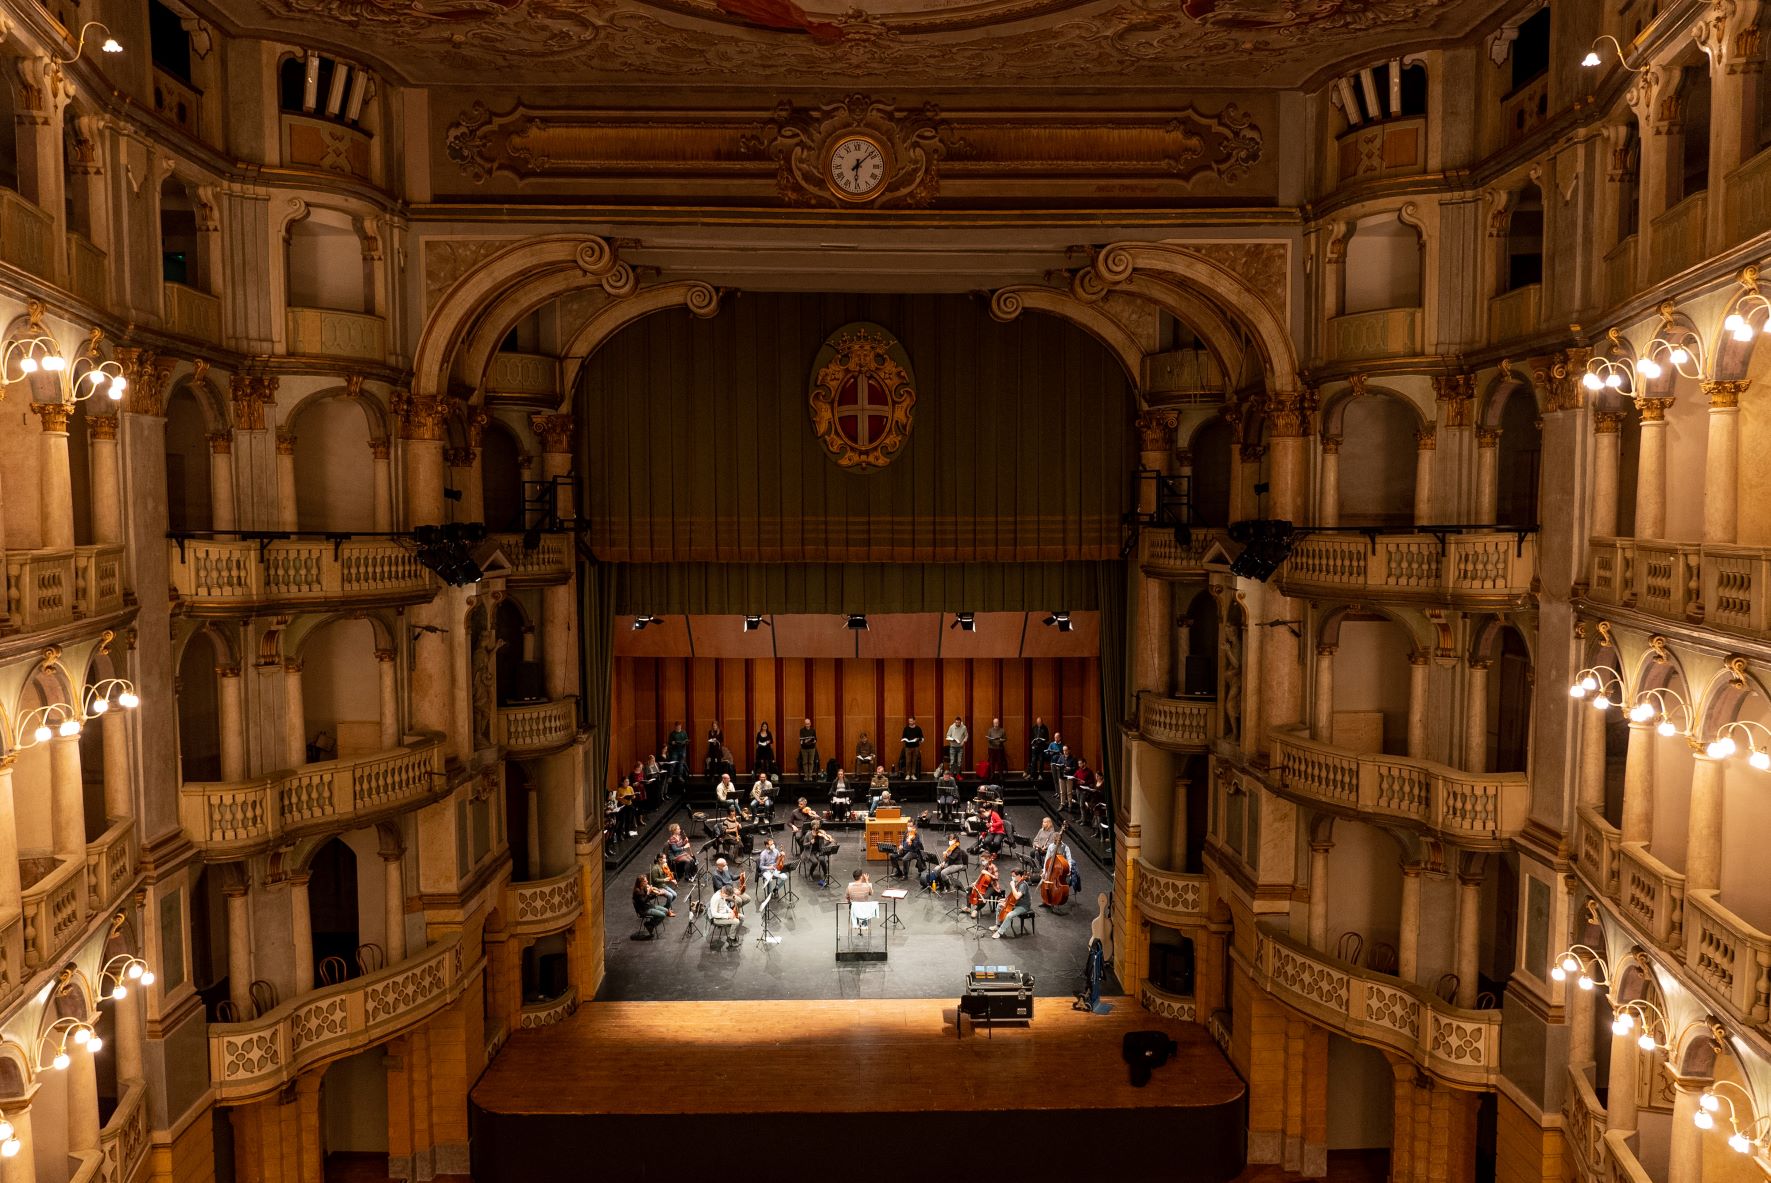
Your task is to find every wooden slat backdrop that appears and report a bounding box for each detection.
[609,655,1100,784]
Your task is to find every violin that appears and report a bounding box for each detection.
[1040,843,1072,908]
[967,863,999,910]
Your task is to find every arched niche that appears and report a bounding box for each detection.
[164,384,217,534]
[1320,385,1424,527]
[175,629,226,782]
[286,206,367,313]
[1471,616,1533,774]
[287,391,379,532]
[1318,606,1427,757]
[294,616,387,759]
[1341,211,1423,315]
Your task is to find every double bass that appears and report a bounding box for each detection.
[967,860,1000,913]
[1040,839,1072,908]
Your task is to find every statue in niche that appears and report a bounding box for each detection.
[1221,620,1243,745]
[470,606,502,749]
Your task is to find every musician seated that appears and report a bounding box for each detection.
[870,786,895,815]
[845,870,877,930]
[789,799,818,847]
[757,838,788,901]
[804,821,837,887]
[750,774,775,818]
[974,781,1004,811]
[664,823,697,878]
[717,807,747,861]
[991,869,1037,939]
[1031,817,1057,859]
[922,836,969,893]
[933,766,959,821]
[829,778,853,821]
[707,885,741,947]
[714,773,739,808]
[710,857,751,909]
[647,854,679,912]
[972,808,1008,854]
[883,823,926,879]
[633,876,670,939]
[965,856,1001,918]
[868,766,891,800]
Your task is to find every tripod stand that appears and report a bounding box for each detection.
[754,888,784,946]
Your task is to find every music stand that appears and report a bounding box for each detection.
[882,887,907,931]
[835,898,888,963]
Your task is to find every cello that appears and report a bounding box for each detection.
[967,859,999,915]
[998,872,1023,926]
[1040,831,1072,908]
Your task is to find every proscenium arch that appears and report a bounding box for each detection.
[988,286,1144,393]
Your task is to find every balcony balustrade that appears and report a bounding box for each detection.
[1575,807,1620,901]
[1138,980,1198,1022]
[169,537,432,611]
[1280,531,1536,607]
[1601,236,1637,311]
[487,351,561,399]
[498,697,578,756]
[0,189,53,278]
[487,532,573,583]
[68,234,107,306]
[1488,284,1541,342]
[1334,115,1425,184]
[506,867,584,938]
[151,68,200,135]
[1650,192,1709,281]
[286,307,387,361]
[1584,537,1771,639]
[163,283,220,343]
[519,987,578,1029]
[1501,75,1548,145]
[1137,528,1223,579]
[0,911,22,1003]
[280,113,372,181]
[208,936,472,1103]
[1143,347,1224,400]
[1684,890,1771,1025]
[21,856,84,970]
[1136,693,1214,751]
[1250,924,1500,1087]
[1133,859,1206,928]
[1725,145,1771,245]
[6,548,74,632]
[180,736,446,858]
[1270,728,1527,844]
[1616,841,1685,950]
[85,817,136,916]
[1601,1129,1655,1183]
[1562,1068,1606,1183]
[1327,307,1420,360]
[97,1078,151,1183]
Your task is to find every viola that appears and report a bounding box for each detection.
[1040,845,1072,908]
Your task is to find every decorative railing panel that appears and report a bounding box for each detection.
[1143,346,1224,398]
[1576,807,1620,901]
[498,697,578,755]
[280,113,372,181]
[286,307,386,361]
[1137,693,1214,749]
[1564,1068,1606,1183]
[1650,192,1709,281]
[1328,307,1421,360]
[1251,924,1500,1086]
[0,912,23,1002]
[488,532,572,581]
[1134,860,1206,927]
[1138,528,1223,578]
[1602,1129,1655,1183]
[1488,284,1541,343]
[84,817,136,916]
[1270,728,1527,842]
[1602,236,1638,311]
[1617,842,1685,950]
[69,234,107,306]
[1138,980,1198,1021]
[98,1078,150,1183]
[151,68,200,134]
[519,987,578,1029]
[1632,541,1699,619]
[170,538,432,607]
[75,543,126,618]
[0,189,53,277]
[181,737,445,857]
[21,857,85,970]
[1334,116,1424,183]
[507,868,584,937]
[163,283,220,344]
[1281,532,1535,604]
[1684,890,1771,1025]
[487,351,560,397]
[5,548,75,633]
[1725,146,1771,246]
[209,937,470,1103]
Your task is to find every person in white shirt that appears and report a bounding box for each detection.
[750,774,773,815]
[945,716,970,771]
[715,773,737,806]
[708,885,741,947]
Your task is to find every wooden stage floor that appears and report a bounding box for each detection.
[471,997,1247,1180]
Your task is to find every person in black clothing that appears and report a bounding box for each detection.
[666,722,689,782]
[1028,716,1051,776]
[754,722,777,776]
[633,876,669,938]
[804,822,838,887]
[830,776,853,821]
[706,722,724,773]
[883,823,926,879]
[923,835,969,892]
[899,716,925,778]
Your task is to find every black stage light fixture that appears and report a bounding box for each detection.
[1122,1030,1179,1088]
[743,615,767,632]
[951,612,976,632]
[845,614,869,630]
[411,521,486,587]
[1226,519,1297,583]
[632,615,660,631]
[1042,612,1073,633]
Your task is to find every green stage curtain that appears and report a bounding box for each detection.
[612,561,1103,616]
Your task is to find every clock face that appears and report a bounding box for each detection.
[827,136,888,200]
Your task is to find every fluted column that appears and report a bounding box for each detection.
[66,1047,99,1154]
[87,414,122,544]
[371,438,393,532]
[1633,398,1672,540]
[1465,660,1490,774]
[49,734,85,862]
[31,403,74,549]
[1474,427,1501,525]
[275,430,298,532]
[207,431,237,533]
[376,648,399,749]
[1685,754,1724,892]
[1578,704,1606,813]
[1412,427,1436,525]
[0,762,22,918]
[1407,654,1431,760]
[225,880,252,1014]
[1621,719,1656,844]
[1455,871,1481,1008]
[382,851,406,962]
[1318,436,1341,526]
[113,964,144,1083]
[284,659,306,769]
[1567,972,1595,1068]
[289,874,313,992]
[1592,411,1626,537]
[1312,645,1336,740]
[1398,866,1422,982]
[1608,1024,1639,1131]
[217,665,245,782]
[100,707,130,822]
[1308,842,1331,950]
[1668,1076,1708,1183]
[399,394,453,740]
[1703,381,1744,545]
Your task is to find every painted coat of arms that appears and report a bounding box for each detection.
[808,322,916,470]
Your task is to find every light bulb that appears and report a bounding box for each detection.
[1583,372,1604,391]
[126,961,144,980]
[1659,720,1677,737]
[1750,750,1770,772]
[43,355,65,372]
[140,970,155,986]
[1638,1032,1656,1051]
[72,1025,89,1045]
[1,1137,18,1158]
[1581,50,1602,67]
[1735,324,1757,343]
[0,1120,14,1142]
[1592,695,1612,710]
[1614,1011,1635,1032]
[111,375,127,394]
[89,697,108,715]
[1703,1093,1722,1113]
[1582,675,1599,691]
[1630,701,1655,722]
[1570,684,1588,699]
[1638,358,1662,380]
[1551,965,1567,981]
[101,37,122,52]
[117,690,138,709]
[1561,955,1581,973]
[1670,346,1691,366]
[18,356,38,374]
[52,1051,69,1071]
[1708,736,1737,759]
[1730,1132,1752,1154]
[1604,371,1624,389]
[57,717,80,738]
[86,1036,101,1053]
[1726,314,1747,332]
[1696,1109,1715,1130]
[110,984,125,999]
[31,724,50,745]
[1578,974,1595,990]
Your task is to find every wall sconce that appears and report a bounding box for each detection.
[98,953,154,1001]
[1609,998,1668,1052]
[1550,945,1613,991]
[54,21,123,64]
[83,678,140,717]
[36,1016,101,1071]
[1568,667,1624,709]
[0,306,127,403]
[1627,687,1691,737]
[1724,268,1771,343]
[1696,1081,1771,1155]
[1580,34,1645,72]
[1581,353,1635,394]
[12,702,83,748]
[0,1113,18,1157]
[1636,323,1707,382]
[1703,720,1771,769]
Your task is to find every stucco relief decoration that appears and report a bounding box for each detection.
[807,322,916,471]
[742,95,963,207]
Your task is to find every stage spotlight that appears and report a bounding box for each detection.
[845,614,869,630]
[1226,519,1297,583]
[411,521,487,587]
[743,615,767,632]
[632,615,660,631]
[1042,612,1073,633]
[951,613,975,632]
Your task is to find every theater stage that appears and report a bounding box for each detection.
[470,998,1247,1181]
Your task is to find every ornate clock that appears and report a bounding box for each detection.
[824,133,891,202]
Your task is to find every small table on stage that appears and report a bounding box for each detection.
[865,811,908,861]
[881,887,907,930]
